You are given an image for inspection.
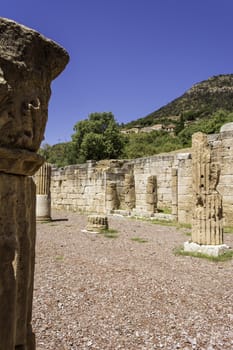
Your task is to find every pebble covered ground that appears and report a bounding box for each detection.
[33,210,233,350]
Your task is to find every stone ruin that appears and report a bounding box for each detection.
[34,162,52,221]
[0,17,69,349]
[50,124,233,231]
[184,132,229,256]
[192,132,223,245]
[124,173,136,211]
[49,126,233,256]
[86,215,109,232]
[105,181,119,213]
[146,175,158,214]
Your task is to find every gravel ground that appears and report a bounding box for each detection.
[33,210,233,350]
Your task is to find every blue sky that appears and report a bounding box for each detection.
[1,0,233,145]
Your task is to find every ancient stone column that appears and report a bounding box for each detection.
[86,215,109,232]
[171,168,178,219]
[124,173,135,210]
[146,175,158,214]
[184,132,228,256]
[105,181,119,213]
[0,17,69,350]
[34,162,52,221]
[191,132,223,245]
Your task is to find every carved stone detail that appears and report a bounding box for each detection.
[0,17,69,152]
[0,147,44,176]
[0,173,37,350]
[86,215,109,232]
[191,132,223,245]
[0,17,69,350]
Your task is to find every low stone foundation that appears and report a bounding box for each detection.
[184,241,230,257]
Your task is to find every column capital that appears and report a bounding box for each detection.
[0,147,44,176]
[0,17,69,152]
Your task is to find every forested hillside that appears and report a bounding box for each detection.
[124,74,233,128]
[40,75,233,166]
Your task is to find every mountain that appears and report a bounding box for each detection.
[124,74,233,128]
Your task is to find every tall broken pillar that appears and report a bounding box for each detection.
[0,17,69,350]
[124,173,136,211]
[171,168,178,219]
[146,175,158,214]
[184,132,228,257]
[34,162,52,221]
[105,181,119,213]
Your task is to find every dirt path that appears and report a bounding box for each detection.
[33,210,233,350]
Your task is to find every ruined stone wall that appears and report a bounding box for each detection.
[51,129,233,226]
[51,162,106,214]
[128,154,175,215]
[176,153,192,223]
[51,153,186,217]
[51,160,130,214]
[209,130,233,226]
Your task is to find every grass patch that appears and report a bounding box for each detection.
[40,221,59,226]
[224,226,233,234]
[131,237,148,243]
[99,228,119,239]
[55,255,64,261]
[130,216,192,230]
[174,246,233,262]
[183,231,191,236]
[149,218,177,226]
[177,222,192,229]
[158,207,172,214]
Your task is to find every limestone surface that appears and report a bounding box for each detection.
[192,132,223,245]
[34,163,52,221]
[86,215,109,232]
[220,122,233,132]
[0,17,69,152]
[0,17,69,350]
[184,241,230,257]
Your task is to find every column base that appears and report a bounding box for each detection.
[36,194,51,221]
[184,241,230,257]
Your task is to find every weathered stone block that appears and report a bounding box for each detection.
[0,17,68,349]
[86,215,109,232]
[191,132,223,246]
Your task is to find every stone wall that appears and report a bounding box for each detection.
[51,128,233,226]
[210,130,233,225]
[176,153,192,223]
[51,160,131,214]
[51,153,192,222]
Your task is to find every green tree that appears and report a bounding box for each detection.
[174,115,185,135]
[178,109,233,146]
[39,142,76,167]
[72,112,125,163]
